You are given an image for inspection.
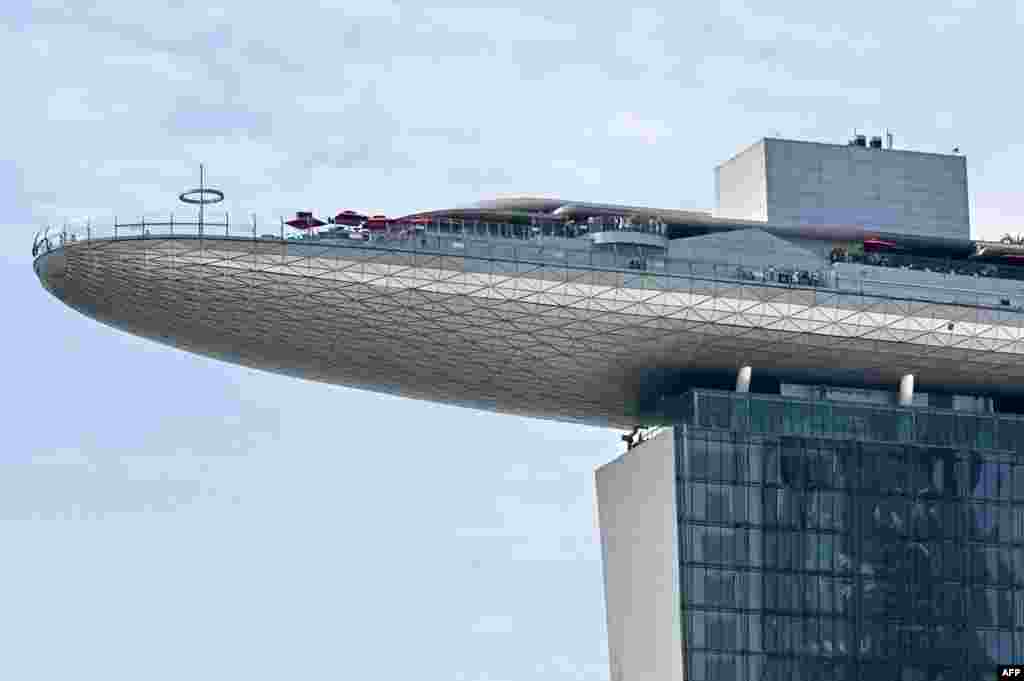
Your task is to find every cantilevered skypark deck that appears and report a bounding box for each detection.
[32,217,1024,428]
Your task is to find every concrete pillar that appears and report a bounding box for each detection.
[898,374,915,406]
[736,366,752,394]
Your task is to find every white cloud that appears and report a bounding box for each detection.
[30,37,50,56]
[701,55,883,108]
[103,52,196,82]
[928,14,962,32]
[535,654,608,678]
[720,0,881,52]
[297,95,353,114]
[606,111,671,144]
[47,87,104,122]
[613,7,681,77]
[31,447,89,466]
[472,614,518,634]
[551,159,603,186]
[972,191,1024,240]
[421,8,578,42]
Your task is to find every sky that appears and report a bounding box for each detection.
[4,1,1024,679]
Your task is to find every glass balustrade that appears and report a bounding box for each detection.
[29,216,1024,311]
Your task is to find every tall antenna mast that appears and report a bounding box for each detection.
[178,163,224,237]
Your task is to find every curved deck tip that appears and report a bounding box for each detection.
[33,248,68,300]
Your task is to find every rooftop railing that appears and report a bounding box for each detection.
[582,215,668,236]
[835,250,1024,282]
[30,215,1024,312]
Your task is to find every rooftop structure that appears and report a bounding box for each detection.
[715,136,970,241]
[29,137,1024,427]
[30,135,1024,679]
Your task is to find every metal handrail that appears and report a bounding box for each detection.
[28,217,832,285]
[30,216,1024,312]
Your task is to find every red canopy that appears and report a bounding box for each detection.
[334,210,367,226]
[864,237,897,248]
[364,215,390,231]
[286,212,326,230]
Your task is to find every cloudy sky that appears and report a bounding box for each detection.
[4,1,1024,679]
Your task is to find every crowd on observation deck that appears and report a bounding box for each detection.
[579,215,668,236]
[736,266,825,286]
[829,247,1015,280]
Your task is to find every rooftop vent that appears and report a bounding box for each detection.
[869,136,883,149]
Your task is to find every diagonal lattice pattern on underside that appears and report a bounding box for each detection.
[37,237,1024,428]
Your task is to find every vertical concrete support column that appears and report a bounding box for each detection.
[899,374,915,406]
[736,366,752,394]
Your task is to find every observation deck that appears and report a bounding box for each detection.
[31,215,1024,428]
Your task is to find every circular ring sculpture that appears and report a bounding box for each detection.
[178,188,224,205]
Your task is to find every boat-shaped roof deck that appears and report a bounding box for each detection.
[31,215,1024,426]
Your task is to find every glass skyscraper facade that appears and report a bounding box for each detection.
[676,390,1024,681]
